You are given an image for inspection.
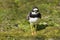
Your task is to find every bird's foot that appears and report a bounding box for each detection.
[32,31,36,36]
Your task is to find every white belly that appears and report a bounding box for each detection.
[29,17,39,23]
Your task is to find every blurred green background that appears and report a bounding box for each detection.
[0,0,60,40]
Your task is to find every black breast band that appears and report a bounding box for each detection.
[30,13,41,18]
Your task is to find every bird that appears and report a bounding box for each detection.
[27,7,41,35]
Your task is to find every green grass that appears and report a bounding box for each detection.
[0,0,60,40]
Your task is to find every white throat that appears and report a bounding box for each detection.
[32,12,37,14]
[32,12,39,15]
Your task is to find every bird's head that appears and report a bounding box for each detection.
[32,7,39,12]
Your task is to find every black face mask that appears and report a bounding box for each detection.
[36,10,39,12]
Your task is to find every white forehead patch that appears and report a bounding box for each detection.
[33,8,38,11]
